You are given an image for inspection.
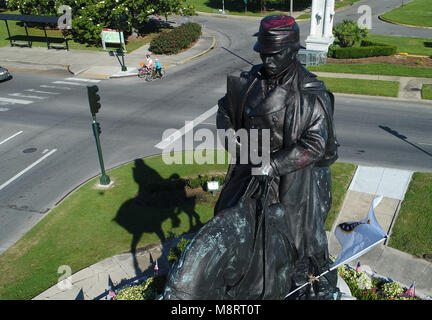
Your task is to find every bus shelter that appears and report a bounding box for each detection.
[0,13,69,50]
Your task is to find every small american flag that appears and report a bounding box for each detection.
[355,261,362,272]
[154,260,159,273]
[108,276,117,298]
[108,288,117,298]
[405,281,415,297]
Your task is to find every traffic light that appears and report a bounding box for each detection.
[87,85,101,115]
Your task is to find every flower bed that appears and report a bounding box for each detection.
[338,265,420,300]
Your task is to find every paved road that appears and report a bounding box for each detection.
[1,4,432,254]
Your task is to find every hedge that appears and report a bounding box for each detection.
[150,22,202,55]
[328,40,397,59]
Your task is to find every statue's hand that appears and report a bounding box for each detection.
[252,161,277,180]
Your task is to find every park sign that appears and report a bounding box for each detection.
[101,27,126,51]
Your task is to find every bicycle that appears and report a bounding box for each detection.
[145,67,166,82]
[137,64,152,78]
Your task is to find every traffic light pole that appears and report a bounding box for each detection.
[87,85,110,186]
[91,116,110,186]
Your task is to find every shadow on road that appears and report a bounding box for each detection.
[379,125,432,158]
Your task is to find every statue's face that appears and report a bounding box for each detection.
[260,47,295,77]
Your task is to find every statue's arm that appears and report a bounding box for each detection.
[216,95,242,158]
[270,97,329,176]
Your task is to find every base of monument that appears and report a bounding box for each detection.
[297,49,328,66]
[337,274,357,300]
[305,35,335,53]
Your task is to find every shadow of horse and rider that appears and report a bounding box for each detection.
[112,159,203,276]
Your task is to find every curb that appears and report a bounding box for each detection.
[333,92,432,105]
[378,15,432,30]
[180,35,216,64]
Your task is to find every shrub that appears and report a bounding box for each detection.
[114,275,167,300]
[328,41,397,59]
[150,22,201,55]
[167,238,191,264]
[382,281,404,298]
[333,19,369,48]
[185,174,225,190]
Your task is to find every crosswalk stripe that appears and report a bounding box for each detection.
[0,97,33,104]
[52,81,86,86]
[40,85,71,90]
[25,89,60,95]
[64,77,101,83]
[9,93,47,100]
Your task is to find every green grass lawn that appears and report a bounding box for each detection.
[0,149,354,300]
[367,34,432,57]
[388,172,432,260]
[185,0,359,16]
[380,0,432,28]
[325,162,357,231]
[317,77,400,97]
[421,83,432,99]
[0,10,150,53]
[309,63,432,78]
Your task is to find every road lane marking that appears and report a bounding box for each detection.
[40,85,71,90]
[0,97,33,104]
[0,131,23,146]
[0,148,57,192]
[52,81,86,86]
[155,104,218,150]
[9,93,47,100]
[64,77,101,83]
[25,89,60,95]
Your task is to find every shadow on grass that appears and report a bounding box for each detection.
[7,34,70,45]
[112,159,202,277]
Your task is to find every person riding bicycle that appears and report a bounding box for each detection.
[154,58,163,78]
[144,54,154,71]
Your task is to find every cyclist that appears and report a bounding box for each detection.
[154,58,163,78]
[145,54,154,71]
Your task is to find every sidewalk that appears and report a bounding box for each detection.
[0,28,216,80]
[33,165,432,300]
[314,72,432,101]
[328,166,432,299]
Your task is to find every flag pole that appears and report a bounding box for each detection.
[284,235,387,299]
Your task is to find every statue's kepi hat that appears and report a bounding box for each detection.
[253,15,305,54]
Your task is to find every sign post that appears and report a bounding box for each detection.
[102,27,127,71]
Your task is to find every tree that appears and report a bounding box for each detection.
[155,0,183,23]
[333,19,369,48]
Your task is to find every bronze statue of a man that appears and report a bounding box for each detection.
[162,15,339,300]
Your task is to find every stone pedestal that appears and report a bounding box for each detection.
[305,0,335,53]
